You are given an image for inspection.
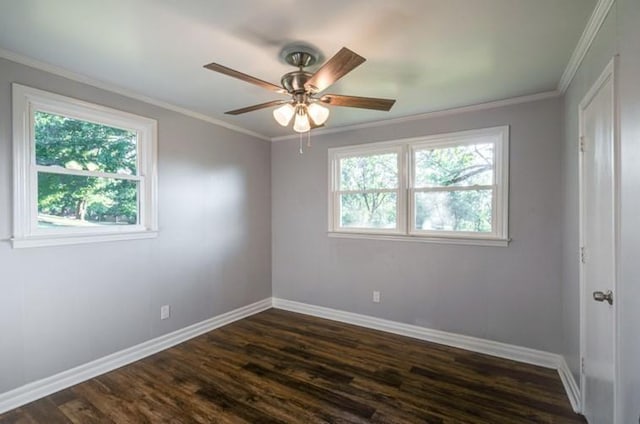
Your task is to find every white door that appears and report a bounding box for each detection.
[579,59,617,424]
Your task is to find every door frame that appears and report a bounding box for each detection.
[578,56,620,422]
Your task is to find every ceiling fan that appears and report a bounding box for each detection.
[203,44,396,133]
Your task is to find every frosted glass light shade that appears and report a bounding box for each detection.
[273,103,295,126]
[307,103,330,125]
[293,111,311,133]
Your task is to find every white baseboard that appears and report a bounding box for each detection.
[272,297,581,413]
[558,357,582,413]
[0,297,272,414]
[272,298,558,367]
[1,297,582,416]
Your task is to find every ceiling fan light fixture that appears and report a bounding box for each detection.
[307,102,329,125]
[293,107,311,133]
[205,45,395,138]
[273,103,295,126]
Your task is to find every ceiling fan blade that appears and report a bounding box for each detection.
[204,63,286,94]
[320,94,396,111]
[225,100,288,115]
[304,47,366,93]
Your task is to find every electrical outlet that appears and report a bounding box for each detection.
[160,305,171,320]
[372,291,381,303]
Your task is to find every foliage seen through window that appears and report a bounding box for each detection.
[414,143,494,233]
[339,152,398,229]
[35,111,139,227]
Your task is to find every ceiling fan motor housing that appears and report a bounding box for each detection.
[281,71,313,94]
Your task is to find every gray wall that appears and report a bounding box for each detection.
[0,58,271,394]
[616,0,640,420]
[560,6,618,383]
[272,97,564,353]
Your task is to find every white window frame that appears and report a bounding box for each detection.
[330,144,406,235]
[12,84,158,248]
[328,126,509,247]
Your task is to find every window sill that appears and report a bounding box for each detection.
[328,232,510,247]
[12,231,158,249]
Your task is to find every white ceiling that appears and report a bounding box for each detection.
[0,0,596,138]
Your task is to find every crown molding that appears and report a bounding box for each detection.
[0,45,566,144]
[557,0,615,94]
[0,47,271,141]
[271,90,560,142]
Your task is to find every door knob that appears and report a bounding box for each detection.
[593,290,613,305]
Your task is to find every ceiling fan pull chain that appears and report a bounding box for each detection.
[299,132,303,155]
[307,130,312,148]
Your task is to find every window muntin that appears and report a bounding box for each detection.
[333,147,404,233]
[13,84,158,247]
[328,127,509,244]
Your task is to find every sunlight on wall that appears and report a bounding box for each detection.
[205,166,246,250]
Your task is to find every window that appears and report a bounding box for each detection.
[12,84,158,248]
[331,146,405,234]
[329,127,509,246]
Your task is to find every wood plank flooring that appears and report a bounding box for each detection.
[0,309,586,423]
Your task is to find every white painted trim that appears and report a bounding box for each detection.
[328,232,509,247]
[34,165,143,181]
[0,297,581,415]
[0,298,272,414]
[12,83,159,248]
[272,298,580,413]
[11,230,158,248]
[0,47,270,142]
[578,59,616,112]
[558,357,582,413]
[408,126,509,241]
[329,144,406,236]
[272,91,559,142]
[577,57,619,422]
[272,298,558,368]
[612,54,622,424]
[558,0,615,93]
[327,126,509,245]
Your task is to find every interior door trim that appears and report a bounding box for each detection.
[577,55,620,422]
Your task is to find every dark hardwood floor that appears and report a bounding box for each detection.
[0,309,586,423]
